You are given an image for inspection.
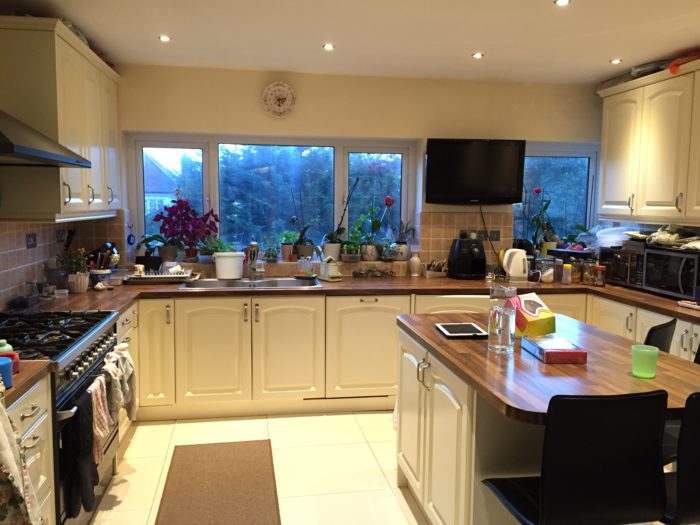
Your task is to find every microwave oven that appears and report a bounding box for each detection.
[599,247,644,288]
[643,247,700,300]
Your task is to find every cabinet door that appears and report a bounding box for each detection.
[326,295,410,397]
[688,322,700,363]
[138,299,175,406]
[101,73,122,209]
[598,89,643,216]
[423,355,474,525]
[414,295,490,314]
[635,308,674,348]
[586,296,636,339]
[175,297,252,404]
[397,330,427,499]
[56,38,88,211]
[685,71,700,218]
[637,75,694,218]
[541,293,586,322]
[82,62,106,209]
[252,297,325,400]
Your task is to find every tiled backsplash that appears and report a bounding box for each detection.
[418,210,514,267]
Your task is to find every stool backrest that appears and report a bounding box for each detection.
[541,391,667,524]
[675,392,700,524]
[644,319,677,353]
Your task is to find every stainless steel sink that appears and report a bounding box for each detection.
[181,277,322,289]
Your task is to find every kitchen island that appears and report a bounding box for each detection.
[396,313,700,525]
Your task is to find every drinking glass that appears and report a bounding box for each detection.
[631,344,660,378]
[488,305,516,353]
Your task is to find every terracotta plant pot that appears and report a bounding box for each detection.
[361,244,379,261]
[158,244,178,262]
[281,243,294,262]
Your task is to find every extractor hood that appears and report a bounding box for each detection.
[0,110,91,168]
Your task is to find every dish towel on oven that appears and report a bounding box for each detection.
[103,343,137,421]
[62,390,99,517]
[89,375,113,464]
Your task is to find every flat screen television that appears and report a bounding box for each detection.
[425,138,526,204]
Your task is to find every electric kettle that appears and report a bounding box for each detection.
[503,248,528,282]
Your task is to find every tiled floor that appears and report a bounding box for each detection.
[93,411,426,525]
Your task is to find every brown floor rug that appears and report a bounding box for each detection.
[155,440,281,525]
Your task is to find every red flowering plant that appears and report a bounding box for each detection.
[355,194,395,245]
[141,191,219,252]
[529,186,551,247]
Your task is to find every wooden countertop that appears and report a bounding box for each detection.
[3,361,53,407]
[20,277,700,324]
[397,313,700,424]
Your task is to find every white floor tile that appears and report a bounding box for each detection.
[267,413,366,448]
[93,508,151,525]
[354,411,397,442]
[122,421,175,459]
[369,440,399,488]
[98,457,166,512]
[272,442,389,497]
[169,417,269,449]
[279,490,410,525]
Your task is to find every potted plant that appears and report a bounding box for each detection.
[391,220,415,261]
[279,230,299,262]
[199,235,235,263]
[135,236,164,271]
[341,222,363,263]
[323,177,359,261]
[290,216,316,259]
[380,240,396,262]
[147,191,219,261]
[58,248,89,293]
[358,195,395,261]
[263,238,279,263]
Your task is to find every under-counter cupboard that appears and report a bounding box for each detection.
[0,16,121,221]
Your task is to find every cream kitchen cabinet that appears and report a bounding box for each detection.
[6,376,55,525]
[686,71,700,218]
[586,295,637,339]
[540,293,587,322]
[598,73,695,221]
[0,16,120,221]
[326,295,410,398]
[175,297,252,405]
[138,299,175,407]
[397,330,475,525]
[414,294,490,314]
[252,297,325,400]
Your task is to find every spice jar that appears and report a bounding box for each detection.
[594,265,606,287]
[582,261,597,284]
[562,263,572,284]
[570,258,583,283]
[554,258,563,283]
[540,258,555,283]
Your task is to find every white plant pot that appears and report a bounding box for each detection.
[322,243,342,261]
[392,243,410,261]
[67,272,89,294]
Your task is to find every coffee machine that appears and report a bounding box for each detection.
[447,232,487,279]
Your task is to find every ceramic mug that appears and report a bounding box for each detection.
[133,264,145,276]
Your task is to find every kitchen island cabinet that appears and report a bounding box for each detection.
[397,312,700,525]
[326,295,410,398]
[414,294,489,314]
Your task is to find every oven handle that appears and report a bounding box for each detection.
[57,406,78,421]
[679,258,688,296]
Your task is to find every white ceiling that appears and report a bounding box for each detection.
[5,0,700,84]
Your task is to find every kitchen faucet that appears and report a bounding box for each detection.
[247,242,262,281]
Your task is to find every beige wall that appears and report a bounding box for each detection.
[117,65,602,142]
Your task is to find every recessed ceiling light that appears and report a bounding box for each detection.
[322,43,334,51]
[610,58,622,65]
[472,52,485,60]
[158,34,171,43]
[553,0,571,6]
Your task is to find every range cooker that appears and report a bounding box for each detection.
[0,310,119,525]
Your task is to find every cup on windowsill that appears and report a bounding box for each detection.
[631,344,659,378]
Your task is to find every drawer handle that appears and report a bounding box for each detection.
[244,303,248,322]
[108,186,115,204]
[121,318,132,326]
[255,304,260,323]
[360,297,378,303]
[122,336,131,344]
[88,184,95,204]
[625,312,633,333]
[63,181,72,205]
[20,405,40,421]
[676,192,684,212]
[166,304,171,324]
[21,434,41,451]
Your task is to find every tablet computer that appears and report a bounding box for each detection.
[435,322,488,339]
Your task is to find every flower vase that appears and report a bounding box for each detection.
[159,244,178,262]
[67,272,89,294]
[409,253,422,277]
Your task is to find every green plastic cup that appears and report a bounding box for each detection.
[631,344,660,379]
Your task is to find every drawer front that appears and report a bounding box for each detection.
[7,377,50,437]
[22,412,54,505]
[117,302,138,340]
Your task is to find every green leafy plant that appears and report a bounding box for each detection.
[279,230,299,244]
[198,235,235,255]
[58,248,88,273]
[395,220,415,244]
[324,177,359,244]
[358,195,395,245]
[529,187,551,246]
[290,216,314,247]
[263,238,279,262]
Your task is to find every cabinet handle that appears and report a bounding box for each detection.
[88,184,95,204]
[416,358,425,382]
[122,336,131,343]
[625,312,633,333]
[108,186,115,204]
[243,303,248,322]
[360,297,378,303]
[676,192,684,212]
[165,305,171,324]
[255,304,260,322]
[418,361,431,390]
[21,434,41,451]
[63,181,72,205]
[20,404,40,421]
[681,329,689,352]
[121,318,131,326]
[628,193,635,212]
[689,333,696,355]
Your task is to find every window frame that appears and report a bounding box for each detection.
[129,133,415,243]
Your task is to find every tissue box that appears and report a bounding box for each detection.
[504,292,556,337]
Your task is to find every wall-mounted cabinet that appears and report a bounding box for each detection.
[598,68,697,223]
[0,16,120,222]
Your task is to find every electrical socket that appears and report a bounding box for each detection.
[489,230,501,241]
[476,230,488,241]
[26,233,37,249]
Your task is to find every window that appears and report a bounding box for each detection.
[218,144,334,246]
[133,136,412,248]
[513,143,598,244]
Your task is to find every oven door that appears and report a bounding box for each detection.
[56,373,119,525]
[643,249,699,299]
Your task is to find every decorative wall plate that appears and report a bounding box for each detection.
[262,81,296,118]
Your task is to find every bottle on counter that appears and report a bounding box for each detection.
[409,253,422,277]
[562,263,572,284]
[594,265,606,286]
[554,258,563,283]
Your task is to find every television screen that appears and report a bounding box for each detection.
[425,138,525,204]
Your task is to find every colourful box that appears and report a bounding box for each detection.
[504,292,556,337]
